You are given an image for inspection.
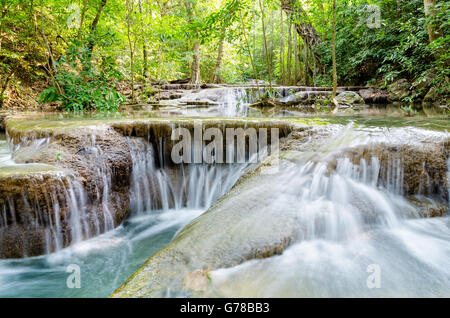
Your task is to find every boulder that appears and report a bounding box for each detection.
[388,79,411,101]
[334,91,365,106]
[423,87,441,103]
[358,87,388,104]
[422,87,449,113]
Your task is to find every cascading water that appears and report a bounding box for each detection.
[129,141,249,213]
[0,136,13,165]
[0,113,448,297]
[203,126,450,297]
[158,86,296,117]
[0,133,128,258]
[0,131,252,296]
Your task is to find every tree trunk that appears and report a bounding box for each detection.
[270,7,274,66]
[39,0,56,70]
[138,0,149,81]
[297,40,303,84]
[86,0,107,57]
[252,0,256,69]
[77,0,88,39]
[91,0,107,33]
[331,0,338,100]
[293,26,298,86]
[304,44,309,86]
[0,7,8,51]
[281,0,322,69]
[313,52,316,86]
[130,51,135,102]
[280,9,285,85]
[287,19,292,85]
[190,41,201,84]
[258,0,273,90]
[0,71,14,108]
[239,11,261,98]
[424,0,441,43]
[212,37,225,83]
[126,0,137,103]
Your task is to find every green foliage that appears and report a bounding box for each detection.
[40,36,124,112]
[4,0,450,109]
[316,0,449,97]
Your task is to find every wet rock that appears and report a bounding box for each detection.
[421,86,449,113]
[281,91,331,106]
[111,152,305,297]
[424,87,440,103]
[408,197,448,218]
[0,123,151,258]
[331,141,449,200]
[388,79,411,102]
[358,87,388,104]
[0,166,73,258]
[334,91,365,106]
[0,114,5,132]
[183,269,213,292]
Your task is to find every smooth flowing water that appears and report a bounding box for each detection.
[0,135,250,297]
[0,134,13,166]
[206,126,450,297]
[0,208,202,297]
[0,88,448,297]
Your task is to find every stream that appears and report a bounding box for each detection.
[0,208,201,297]
[0,87,449,297]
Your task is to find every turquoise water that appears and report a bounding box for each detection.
[0,209,203,297]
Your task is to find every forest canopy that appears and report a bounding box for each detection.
[0,0,448,111]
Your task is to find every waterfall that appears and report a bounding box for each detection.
[220,88,249,117]
[0,134,122,257]
[129,139,249,214]
[205,126,450,297]
[0,174,95,256]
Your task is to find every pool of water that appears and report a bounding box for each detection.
[0,208,203,297]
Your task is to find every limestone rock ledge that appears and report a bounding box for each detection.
[0,118,146,258]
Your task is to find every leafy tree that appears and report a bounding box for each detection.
[39,36,124,112]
